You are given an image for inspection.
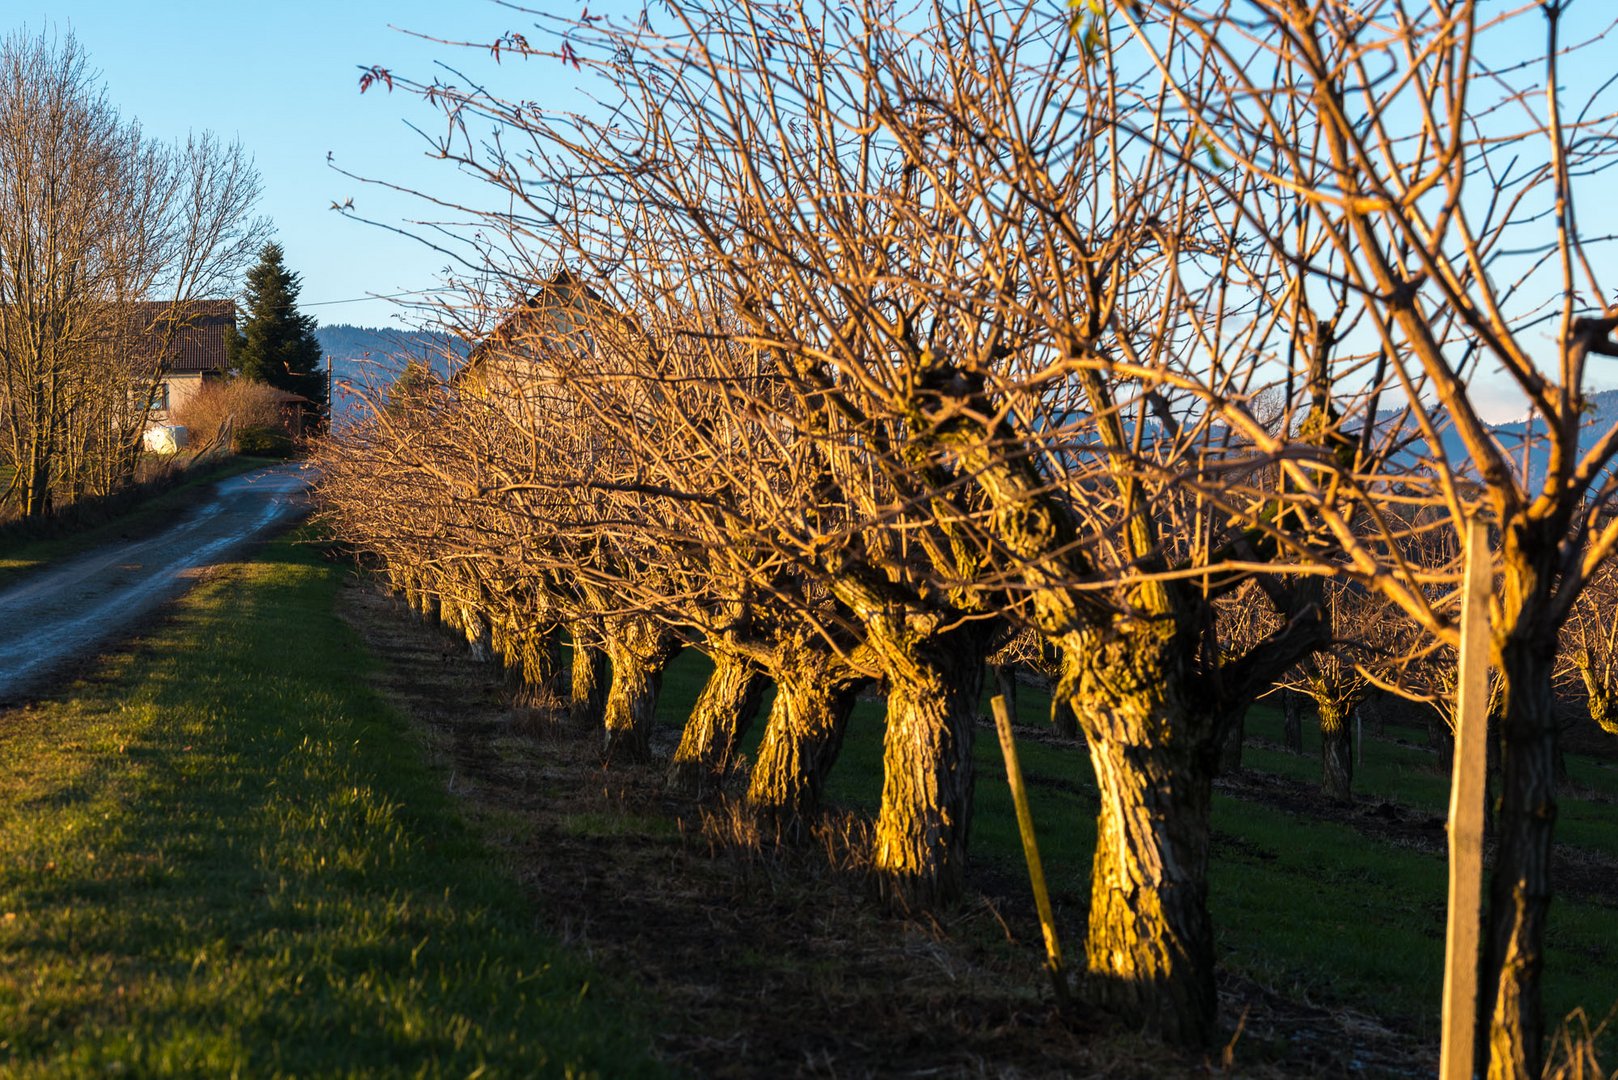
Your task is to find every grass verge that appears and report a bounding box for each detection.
[0,532,657,1078]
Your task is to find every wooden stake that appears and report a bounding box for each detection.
[1441,517,1491,1080]
[990,694,1067,1006]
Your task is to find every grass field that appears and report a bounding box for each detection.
[0,535,658,1078]
[648,651,1618,1057]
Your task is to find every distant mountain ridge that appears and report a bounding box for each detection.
[316,323,465,423]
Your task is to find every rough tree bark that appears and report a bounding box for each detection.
[1483,565,1561,1079]
[568,624,610,729]
[873,629,987,909]
[600,616,678,764]
[513,623,564,707]
[668,651,768,796]
[746,646,859,842]
[1316,696,1353,803]
[1070,621,1218,1048]
[458,603,493,663]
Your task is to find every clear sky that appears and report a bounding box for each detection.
[8,3,1615,423]
[10,1,585,329]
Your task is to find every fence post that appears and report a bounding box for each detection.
[990,694,1067,1006]
[1440,516,1491,1080]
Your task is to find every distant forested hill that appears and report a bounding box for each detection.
[316,323,465,423]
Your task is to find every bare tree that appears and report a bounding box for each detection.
[0,29,266,516]
[1102,3,1618,1072]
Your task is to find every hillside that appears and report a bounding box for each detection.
[316,323,464,422]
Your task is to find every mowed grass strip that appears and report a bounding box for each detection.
[0,535,658,1078]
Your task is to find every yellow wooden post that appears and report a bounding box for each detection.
[1441,517,1491,1080]
[990,694,1067,1005]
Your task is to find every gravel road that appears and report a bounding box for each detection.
[0,464,311,703]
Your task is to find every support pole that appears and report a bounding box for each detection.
[1441,517,1491,1080]
[990,694,1067,1007]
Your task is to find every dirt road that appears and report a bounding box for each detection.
[0,464,311,702]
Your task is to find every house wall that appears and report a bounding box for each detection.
[156,372,210,424]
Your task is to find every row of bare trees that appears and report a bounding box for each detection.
[318,2,1618,1074]
[0,29,267,517]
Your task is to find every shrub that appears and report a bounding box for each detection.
[172,379,287,449]
[234,425,295,457]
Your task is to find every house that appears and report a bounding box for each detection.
[457,269,634,401]
[115,299,237,423]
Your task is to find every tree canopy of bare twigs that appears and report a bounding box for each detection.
[0,28,267,516]
[315,0,1618,1069]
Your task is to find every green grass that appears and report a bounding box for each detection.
[0,456,273,588]
[652,649,1618,1048]
[0,534,659,1078]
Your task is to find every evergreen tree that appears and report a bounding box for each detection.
[229,241,327,412]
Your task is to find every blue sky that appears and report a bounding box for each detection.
[10,2,1617,422]
[13,1,583,329]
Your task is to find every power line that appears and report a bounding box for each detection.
[302,289,443,308]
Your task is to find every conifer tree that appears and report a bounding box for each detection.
[229,241,326,411]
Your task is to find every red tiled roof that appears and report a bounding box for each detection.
[109,300,236,375]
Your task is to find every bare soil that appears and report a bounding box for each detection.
[337,576,1440,1078]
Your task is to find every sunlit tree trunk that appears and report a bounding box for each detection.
[1316,696,1353,803]
[668,651,767,796]
[1070,623,1218,1048]
[1484,550,1561,1080]
[1305,667,1359,803]
[600,616,677,764]
[568,623,609,729]
[873,630,986,909]
[746,650,858,842]
[458,603,493,663]
[513,623,564,706]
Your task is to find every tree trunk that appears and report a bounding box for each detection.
[1431,713,1456,773]
[569,630,609,729]
[1217,706,1245,775]
[1318,695,1353,803]
[1282,689,1304,754]
[601,621,676,764]
[873,634,985,909]
[1071,625,1218,1048]
[1051,694,1079,740]
[1483,631,1560,1080]
[513,624,564,705]
[668,652,767,797]
[995,664,1019,715]
[746,657,857,842]
[458,603,492,663]
[413,586,439,626]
